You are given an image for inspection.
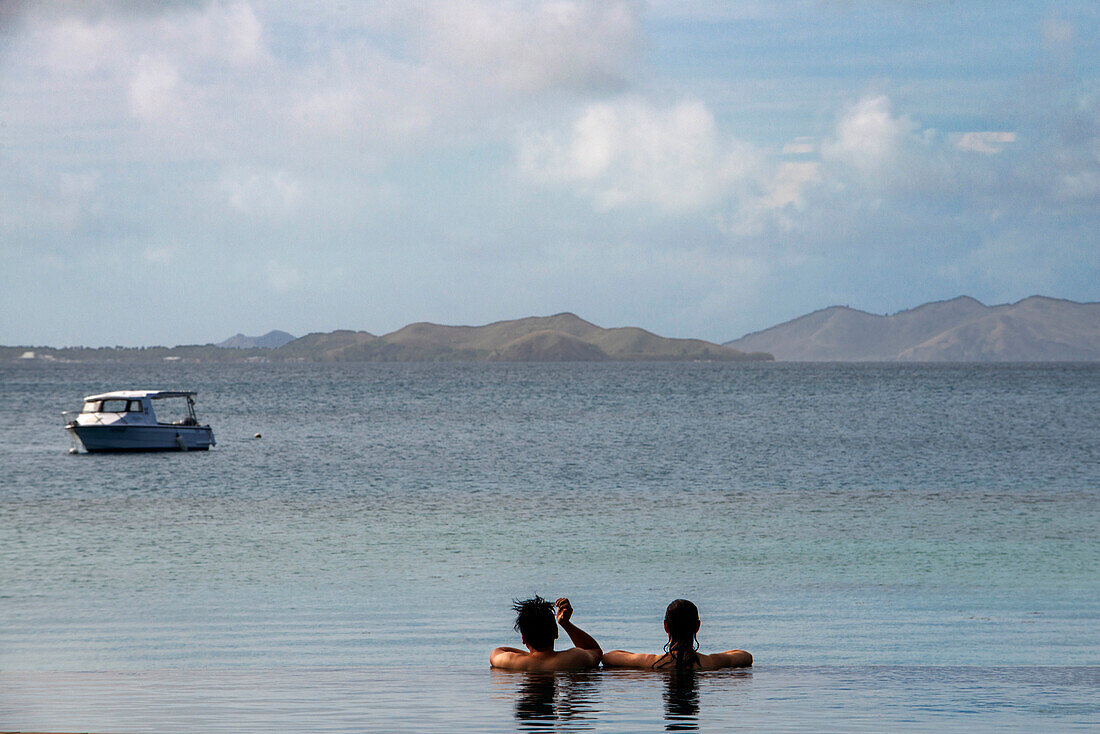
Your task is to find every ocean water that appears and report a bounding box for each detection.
[1,361,1097,731]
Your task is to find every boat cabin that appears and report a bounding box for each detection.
[74,390,201,427]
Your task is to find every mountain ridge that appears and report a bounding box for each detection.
[725,295,1100,361]
[4,314,769,363]
[217,330,296,349]
[287,312,768,362]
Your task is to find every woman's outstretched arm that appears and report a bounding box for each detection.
[705,649,752,668]
[602,650,660,668]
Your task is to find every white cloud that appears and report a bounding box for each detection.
[30,2,265,74]
[288,52,436,142]
[1056,170,1100,202]
[219,168,302,217]
[781,137,816,155]
[720,161,822,238]
[822,95,918,172]
[517,97,759,213]
[418,0,639,93]
[128,55,179,121]
[759,161,821,210]
[9,2,272,141]
[38,16,120,76]
[204,2,264,65]
[5,1,640,176]
[954,131,1017,154]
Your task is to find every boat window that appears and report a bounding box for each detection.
[127,400,145,413]
[100,399,129,413]
[81,401,101,413]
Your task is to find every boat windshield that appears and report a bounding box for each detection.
[88,399,144,413]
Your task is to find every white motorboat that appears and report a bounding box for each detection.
[63,390,216,453]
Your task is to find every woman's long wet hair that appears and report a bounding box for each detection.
[653,599,700,669]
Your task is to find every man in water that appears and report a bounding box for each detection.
[490,596,602,670]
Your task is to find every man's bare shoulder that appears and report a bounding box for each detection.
[490,647,599,671]
[490,647,542,670]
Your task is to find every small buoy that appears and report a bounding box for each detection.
[253,433,262,439]
[69,447,79,455]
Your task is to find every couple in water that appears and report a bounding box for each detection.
[490,596,752,671]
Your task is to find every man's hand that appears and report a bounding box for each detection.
[555,597,573,625]
[552,596,601,666]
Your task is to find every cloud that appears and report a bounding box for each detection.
[1055,170,1100,202]
[35,15,121,76]
[23,2,264,74]
[1045,94,1100,207]
[5,0,273,151]
[517,97,759,213]
[4,0,643,179]
[953,131,1017,154]
[758,161,821,211]
[128,55,180,121]
[287,51,437,143]
[781,137,816,155]
[204,1,263,65]
[219,168,302,218]
[720,95,1028,248]
[822,95,918,172]
[417,0,639,94]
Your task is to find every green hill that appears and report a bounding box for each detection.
[488,329,610,362]
[276,330,377,361]
[273,313,769,362]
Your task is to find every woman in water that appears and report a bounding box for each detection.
[602,599,752,670]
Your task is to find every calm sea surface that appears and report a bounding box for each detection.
[1,362,1098,731]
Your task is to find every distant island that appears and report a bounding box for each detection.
[4,314,771,364]
[216,330,297,349]
[725,296,1100,361]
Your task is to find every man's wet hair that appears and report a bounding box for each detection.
[513,595,557,651]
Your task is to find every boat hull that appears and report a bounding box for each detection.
[67,424,215,452]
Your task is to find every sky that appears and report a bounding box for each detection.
[1,1,1098,347]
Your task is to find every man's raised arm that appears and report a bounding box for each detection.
[554,597,602,667]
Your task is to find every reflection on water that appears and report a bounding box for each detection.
[514,673,557,724]
[597,667,753,732]
[498,671,602,732]
[3,666,1095,732]
[663,669,699,731]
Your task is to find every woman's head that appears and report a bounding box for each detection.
[664,599,700,641]
[659,599,700,669]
